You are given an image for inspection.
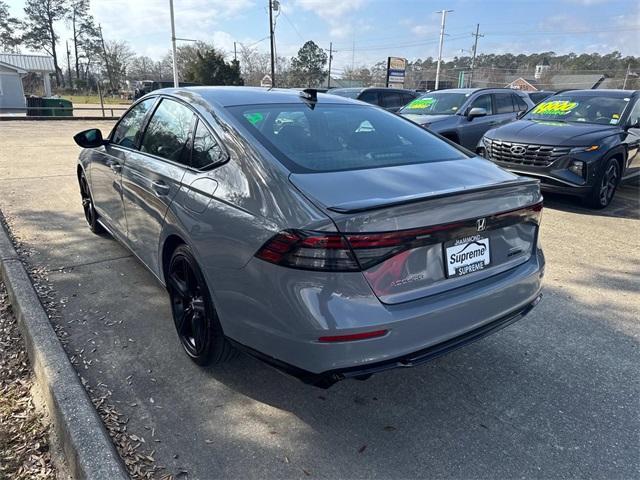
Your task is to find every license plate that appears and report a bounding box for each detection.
[444,235,491,278]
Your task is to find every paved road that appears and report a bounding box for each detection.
[0,121,638,479]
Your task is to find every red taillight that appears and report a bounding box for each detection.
[255,230,361,271]
[255,202,543,272]
[318,329,388,342]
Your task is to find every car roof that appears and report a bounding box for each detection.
[554,89,638,98]
[154,86,361,107]
[426,88,526,95]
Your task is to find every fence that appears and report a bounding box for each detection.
[0,105,128,120]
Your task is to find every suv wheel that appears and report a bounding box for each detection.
[586,158,619,209]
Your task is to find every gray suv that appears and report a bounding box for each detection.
[400,88,534,150]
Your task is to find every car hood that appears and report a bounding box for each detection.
[486,119,620,146]
[289,157,517,213]
[400,113,455,126]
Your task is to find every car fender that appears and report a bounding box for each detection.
[600,144,628,176]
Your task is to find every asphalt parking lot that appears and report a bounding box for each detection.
[0,120,638,479]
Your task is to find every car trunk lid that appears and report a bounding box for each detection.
[289,158,542,304]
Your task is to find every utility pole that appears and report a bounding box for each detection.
[434,9,453,90]
[269,0,276,87]
[98,24,115,92]
[66,40,72,88]
[469,23,483,87]
[623,62,634,90]
[169,0,179,87]
[327,42,333,88]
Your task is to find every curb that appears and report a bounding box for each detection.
[0,218,129,479]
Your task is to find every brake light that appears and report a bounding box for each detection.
[255,230,361,271]
[255,202,543,272]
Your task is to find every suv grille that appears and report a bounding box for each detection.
[484,139,570,167]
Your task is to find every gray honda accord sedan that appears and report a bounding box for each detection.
[74,87,544,387]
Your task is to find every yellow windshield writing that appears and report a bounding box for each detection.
[407,98,436,109]
[532,100,578,116]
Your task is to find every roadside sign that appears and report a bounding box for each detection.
[261,74,272,88]
[386,57,406,88]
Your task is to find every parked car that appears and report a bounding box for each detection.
[398,88,534,150]
[134,80,200,99]
[525,90,556,105]
[328,87,419,112]
[480,89,640,208]
[74,87,544,387]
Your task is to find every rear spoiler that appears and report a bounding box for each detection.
[327,178,540,214]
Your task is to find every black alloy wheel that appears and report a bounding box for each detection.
[79,172,104,233]
[167,245,234,365]
[587,158,619,209]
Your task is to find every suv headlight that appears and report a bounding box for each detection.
[570,145,599,153]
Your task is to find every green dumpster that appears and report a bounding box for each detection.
[41,98,73,117]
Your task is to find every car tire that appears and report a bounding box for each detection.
[585,158,620,209]
[167,244,235,366]
[79,171,105,234]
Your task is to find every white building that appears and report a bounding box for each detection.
[0,53,55,112]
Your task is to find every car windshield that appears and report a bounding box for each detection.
[524,94,631,125]
[228,103,468,173]
[399,92,469,115]
[328,89,361,99]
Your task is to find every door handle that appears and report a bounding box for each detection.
[109,162,122,173]
[151,180,171,196]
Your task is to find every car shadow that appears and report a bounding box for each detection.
[542,183,639,220]
[200,281,639,478]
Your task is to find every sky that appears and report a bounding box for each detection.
[5,0,640,75]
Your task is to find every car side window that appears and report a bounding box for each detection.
[380,92,403,109]
[627,99,640,127]
[513,94,529,112]
[111,98,155,148]
[494,93,515,114]
[140,99,195,165]
[470,94,493,115]
[358,90,379,105]
[192,120,225,169]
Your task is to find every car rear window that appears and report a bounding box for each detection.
[228,103,468,173]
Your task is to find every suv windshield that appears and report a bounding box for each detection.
[229,103,467,173]
[525,94,631,125]
[399,92,469,115]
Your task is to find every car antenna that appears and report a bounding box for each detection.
[299,88,318,108]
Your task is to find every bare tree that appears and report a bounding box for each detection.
[100,39,134,91]
[22,0,69,87]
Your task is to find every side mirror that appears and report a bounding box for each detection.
[73,128,105,148]
[627,120,640,129]
[516,110,527,119]
[467,107,487,120]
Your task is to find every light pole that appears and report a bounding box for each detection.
[170,0,179,87]
[435,9,453,90]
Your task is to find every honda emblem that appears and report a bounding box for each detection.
[476,218,487,232]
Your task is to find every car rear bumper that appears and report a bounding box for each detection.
[218,250,545,383]
[229,292,542,388]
